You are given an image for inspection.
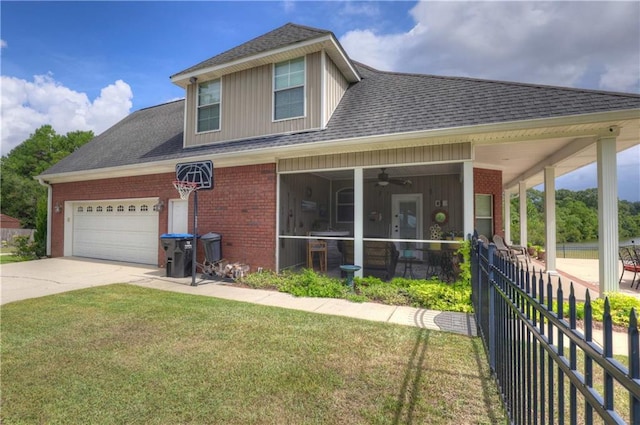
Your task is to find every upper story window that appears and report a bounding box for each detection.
[197,79,221,132]
[274,57,305,121]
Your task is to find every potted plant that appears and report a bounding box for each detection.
[537,248,546,262]
[527,243,537,257]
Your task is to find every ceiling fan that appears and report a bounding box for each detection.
[375,168,412,187]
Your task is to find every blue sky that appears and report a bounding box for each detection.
[1,1,639,200]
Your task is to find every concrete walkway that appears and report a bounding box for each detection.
[0,257,476,337]
[2,257,637,355]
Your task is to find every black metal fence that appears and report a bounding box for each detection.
[555,244,599,260]
[471,238,640,424]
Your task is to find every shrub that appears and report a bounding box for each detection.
[242,269,281,289]
[455,240,471,285]
[356,278,412,305]
[406,280,473,313]
[12,235,38,260]
[564,292,640,328]
[278,268,348,299]
[244,269,475,314]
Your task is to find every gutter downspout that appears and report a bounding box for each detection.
[36,177,52,257]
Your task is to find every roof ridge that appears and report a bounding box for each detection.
[171,22,332,79]
[353,61,640,98]
[137,98,185,113]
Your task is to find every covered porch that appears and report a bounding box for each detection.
[274,110,639,293]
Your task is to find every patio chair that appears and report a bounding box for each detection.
[619,246,640,289]
[478,234,490,247]
[307,239,328,272]
[492,234,529,266]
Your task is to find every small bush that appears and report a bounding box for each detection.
[564,292,640,328]
[12,235,38,260]
[278,268,348,299]
[356,278,412,305]
[243,269,474,314]
[242,269,281,290]
[406,280,473,313]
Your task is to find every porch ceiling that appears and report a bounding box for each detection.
[474,118,639,191]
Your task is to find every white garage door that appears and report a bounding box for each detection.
[72,200,159,264]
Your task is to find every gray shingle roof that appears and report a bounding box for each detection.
[41,31,640,177]
[171,23,332,79]
[43,99,185,175]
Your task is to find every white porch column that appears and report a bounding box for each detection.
[544,166,557,274]
[597,135,619,294]
[519,181,528,247]
[504,189,512,244]
[354,167,364,277]
[463,161,474,238]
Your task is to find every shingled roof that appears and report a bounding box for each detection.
[42,61,640,177]
[171,23,332,79]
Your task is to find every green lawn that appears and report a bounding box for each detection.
[0,254,26,264]
[1,284,506,424]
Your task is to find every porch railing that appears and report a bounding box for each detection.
[471,237,640,424]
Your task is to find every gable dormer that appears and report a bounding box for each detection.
[170,23,360,148]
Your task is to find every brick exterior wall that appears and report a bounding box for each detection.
[51,163,277,270]
[473,167,503,237]
[51,163,500,270]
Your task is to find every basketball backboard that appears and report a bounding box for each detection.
[175,160,214,190]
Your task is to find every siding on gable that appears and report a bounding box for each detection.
[324,53,349,127]
[278,143,472,172]
[185,52,323,147]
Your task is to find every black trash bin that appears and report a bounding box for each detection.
[200,232,222,263]
[160,233,194,278]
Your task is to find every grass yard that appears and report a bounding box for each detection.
[1,284,506,424]
[0,254,24,265]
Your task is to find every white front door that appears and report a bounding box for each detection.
[392,194,423,259]
[168,199,189,234]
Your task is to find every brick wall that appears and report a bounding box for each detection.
[52,164,500,269]
[51,163,277,269]
[473,168,503,237]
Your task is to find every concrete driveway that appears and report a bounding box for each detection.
[0,257,167,305]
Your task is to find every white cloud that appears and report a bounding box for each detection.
[0,74,132,155]
[0,39,7,49]
[339,1,640,93]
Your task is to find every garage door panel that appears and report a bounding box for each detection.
[72,200,159,265]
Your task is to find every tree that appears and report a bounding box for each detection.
[0,125,93,228]
[510,187,640,246]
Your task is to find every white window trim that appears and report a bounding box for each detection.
[475,193,494,236]
[196,78,222,134]
[272,56,306,122]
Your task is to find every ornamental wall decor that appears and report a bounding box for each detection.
[431,208,449,225]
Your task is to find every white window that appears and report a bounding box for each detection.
[197,79,221,132]
[336,188,354,223]
[475,194,493,237]
[273,57,305,120]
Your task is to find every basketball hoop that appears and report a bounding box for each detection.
[173,181,198,200]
